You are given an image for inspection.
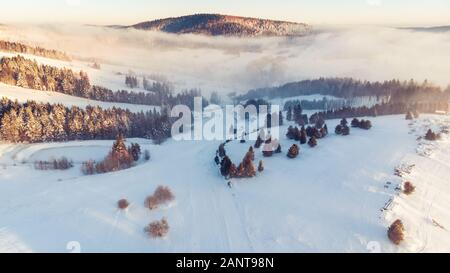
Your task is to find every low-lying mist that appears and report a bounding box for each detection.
[0,24,449,96]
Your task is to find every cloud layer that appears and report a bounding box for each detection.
[1,24,449,95]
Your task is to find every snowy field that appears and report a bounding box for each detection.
[0,83,159,113]
[0,114,449,252]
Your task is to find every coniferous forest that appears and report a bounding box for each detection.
[0,56,207,108]
[0,97,172,143]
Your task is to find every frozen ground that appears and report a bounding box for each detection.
[0,114,449,252]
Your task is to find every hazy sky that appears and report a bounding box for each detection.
[1,0,449,26]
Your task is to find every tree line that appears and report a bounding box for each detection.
[307,101,448,125]
[238,78,450,104]
[0,97,172,143]
[0,40,71,61]
[0,56,208,109]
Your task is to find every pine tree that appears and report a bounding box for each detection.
[129,143,141,161]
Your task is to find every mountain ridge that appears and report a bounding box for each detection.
[124,13,311,37]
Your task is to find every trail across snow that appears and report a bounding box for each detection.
[0,114,449,252]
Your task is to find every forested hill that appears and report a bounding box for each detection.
[126,14,311,37]
[238,78,450,104]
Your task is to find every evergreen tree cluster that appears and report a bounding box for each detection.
[0,97,172,143]
[285,104,309,126]
[82,135,142,175]
[0,56,208,108]
[0,40,71,61]
[239,78,449,104]
[309,101,448,122]
[125,75,139,88]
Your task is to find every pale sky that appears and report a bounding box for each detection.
[2,0,449,26]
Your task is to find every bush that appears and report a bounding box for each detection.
[34,157,73,170]
[145,218,169,238]
[351,118,360,128]
[81,135,137,175]
[308,137,317,147]
[258,160,264,172]
[425,129,440,141]
[232,150,257,178]
[387,219,405,245]
[128,143,141,161]
[144,150,151,161]
[81,160,96,175]
[341,125,350,135]
[405,111,414,120]
[287,144,299,158]
[118,199,130,210]
[403,182,415,195]
[335,124,343,135]
[359,119,372,130]
[145,186,175,210]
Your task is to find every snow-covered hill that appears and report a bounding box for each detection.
[0,83,159,113]
[1,114,448,252]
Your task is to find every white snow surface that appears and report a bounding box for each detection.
[0,114,449,252]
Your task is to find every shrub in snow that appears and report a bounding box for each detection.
[403,182,415,195]
[387,219,405,245]
[82,135,137,175]
[118,199,130,210]
[218,143,226,157]
[425,129,440,141]
[300,128,307,144]
[128,143,141,161]
[220,156,233,177]
[273,141,282,154]
[145,218,169,238]
[341,125,350,136]
[320,124,329,137]
[144,150,151,161]
[81,160,96,175]
[359,120,372,130]
[335,124,343,135]
[145,186,175,210]
[287,144,299,158]
[308,137,317,147]
[351,118,361,128]
[248,146,255,161]
[258,160,264,172]
[34,157,73,170]
[254,135,263,149]
[405,111,414,120]
[286,126,295,140]
[233,150,257,178]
